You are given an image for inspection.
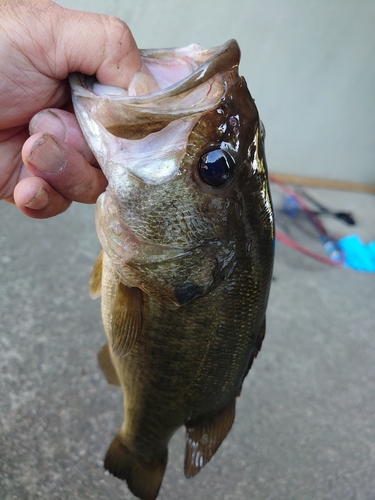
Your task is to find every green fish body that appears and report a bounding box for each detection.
[70,39,274,500]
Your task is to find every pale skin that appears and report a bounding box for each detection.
[0,0,142,218]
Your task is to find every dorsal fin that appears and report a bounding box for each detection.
[111,283,143,357]
[184,400,236,478]
[89,250,103,299]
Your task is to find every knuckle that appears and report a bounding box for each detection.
[101,15,133,49]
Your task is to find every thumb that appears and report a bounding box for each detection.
[19,0,142,88]
[57,7,143,87]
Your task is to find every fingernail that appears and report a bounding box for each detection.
[27,134,66,174]
[24,186,50,210]
[29,110,67,140]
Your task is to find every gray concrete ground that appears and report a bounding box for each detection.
[1,186,374,500]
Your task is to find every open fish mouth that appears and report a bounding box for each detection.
[69,39,240,185]
[74,40,240,140]
[70,39,240,108]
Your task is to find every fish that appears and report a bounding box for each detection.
[70,39,274,500]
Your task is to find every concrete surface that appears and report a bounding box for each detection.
[1,186,375,500]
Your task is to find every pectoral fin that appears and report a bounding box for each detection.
[97,342,120,386]
[111,283,143,358]
[89,251,103,299]
[184,400,236,478]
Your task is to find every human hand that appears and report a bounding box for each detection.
[0,0,141,218]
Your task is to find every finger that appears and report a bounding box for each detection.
[7,2,142,89]
[22,133,107,204]
[13,176,72,219]
[0,126,29,201]
[29,109,96,164]
[31,3,143,88]
[59,10,142,87]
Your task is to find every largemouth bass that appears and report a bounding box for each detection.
[70,39,274,500]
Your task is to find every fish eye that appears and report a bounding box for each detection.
[198,149,235,187]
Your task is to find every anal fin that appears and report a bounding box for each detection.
[89,250,103,299]
[97,342,120,386]
[184,400,236,478]
[111,283,143,357]
[104,432,167,500]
